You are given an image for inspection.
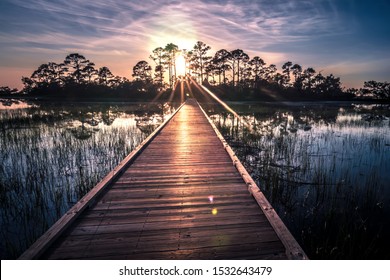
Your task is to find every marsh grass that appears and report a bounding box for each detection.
[0,102,174,259]
[211,103,390,259]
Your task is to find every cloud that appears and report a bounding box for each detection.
[0,0,388,89]
[3,0,348,52]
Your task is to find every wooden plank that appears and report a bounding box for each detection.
[23,97,306,260]
[198,99,308,260]
[18,102,186,260]
[73,242,286,260]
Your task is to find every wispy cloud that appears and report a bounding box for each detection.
[0,0,388,88]
[3,0,348,53]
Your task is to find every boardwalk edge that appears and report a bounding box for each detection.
[198,101,308,260]
[18,101,186,260]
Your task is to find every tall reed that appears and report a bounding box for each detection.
[0,102,174,259]
[210,102,390,259]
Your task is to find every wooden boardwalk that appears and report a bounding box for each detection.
[20,99,307,260]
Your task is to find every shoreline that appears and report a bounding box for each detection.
[1,94,389,105]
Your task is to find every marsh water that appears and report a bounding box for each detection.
[206,101,390,259]
[0,100,177,259]
[0,99,389,259]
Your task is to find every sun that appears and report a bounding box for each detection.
[175,54,186,77]
[147,10,195,79]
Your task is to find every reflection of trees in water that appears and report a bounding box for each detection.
[102,109,118,126]
[210,103,335,142]
[55,103,177,139]
[68,124,93,140]
[1,99,15,106]
[1,102,174,259]
[68,111,100,140]
[1,103,173,139]
[135,114,162,134]
[134,102,178,134]
[212,103,390,259]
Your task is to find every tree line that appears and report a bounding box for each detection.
[134,41,389,100]
[0,53,161,100]
[1,41,388,100]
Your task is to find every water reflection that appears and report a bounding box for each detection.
[208,102,390,259]
[0,99,33,109]
[0,101,178,259]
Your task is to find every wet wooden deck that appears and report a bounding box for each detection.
[20,98,307,260]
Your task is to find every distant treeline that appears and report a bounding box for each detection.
[0,53,164,101]
[1,41,389,101]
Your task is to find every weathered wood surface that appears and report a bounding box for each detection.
[32,98,305,259]
[198,103,307,260]
[18,102,185,260]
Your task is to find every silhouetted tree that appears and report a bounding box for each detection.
[83,62,98,83]
[132,60,152,83]
[313,73,342,96]
[291,64,303,91]
[231,49,249,86]
[324,74,342,95]
[345,87,359,97]
[164,43,179,88]
[190,41,211,83]
[363,81,390,99]
[35,63,60,84]
[213,49,232,84]
[21,76,34,93]
[64,53,91,84]
[291,64,302,81]
[26,62,67,91]
[274,73,287,87]
[110,76,123,88]
[204,63,215,84]
[241,61,253,87]
[0,86,18,95]
[264,64,277,82]
[30,64,52,86]
[150,47,166,89]
[97,67,114,86]
[209,57,222,84]
[249,56,265,88]
[313,73,325,94]
[302,67,316,91]
[282,61,293,86]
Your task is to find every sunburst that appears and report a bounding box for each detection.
[175,54,186,77]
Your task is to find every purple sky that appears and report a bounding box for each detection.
[1,0,389,89]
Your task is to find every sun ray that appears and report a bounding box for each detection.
[189,76,240,119]
[168,80,180,103]
[180,80,184,104]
